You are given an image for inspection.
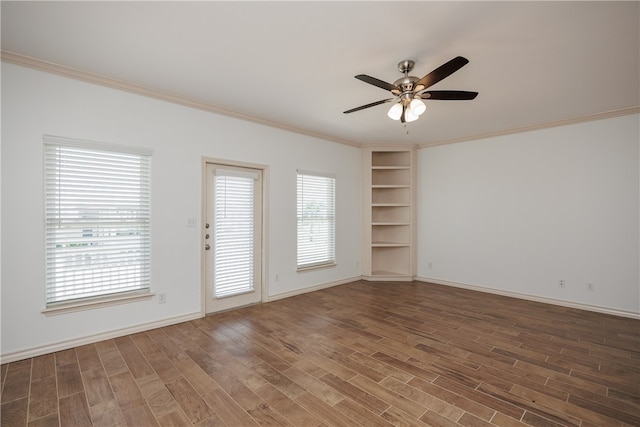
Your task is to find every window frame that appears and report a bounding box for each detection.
[42,135,153,314]
[296,169,336,271]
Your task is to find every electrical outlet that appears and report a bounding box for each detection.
[159,292,167,304]
[558,279,565,288]
[587,283,595,292]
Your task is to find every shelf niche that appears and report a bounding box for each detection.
[371,246,411,277]
[372,205,410,223]
[372,187,410,205]
[372,224,410,246]
[371,168,410,186]
[372,151,410,167]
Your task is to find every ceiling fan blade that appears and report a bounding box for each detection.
[414,56,469,91]
[355,75,400,93]
[420,90,478,100]
[343,98,396,114]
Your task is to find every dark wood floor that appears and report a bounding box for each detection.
[2,280,639,427]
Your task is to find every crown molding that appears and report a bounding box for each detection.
[4,51,637,151]
[1,50,362,148]
[418,106,640,149]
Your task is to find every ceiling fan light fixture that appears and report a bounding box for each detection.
[387,103,403,120]
[410,99,426,116]
[404,108,419,122]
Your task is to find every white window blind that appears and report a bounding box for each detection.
[44,137,151,305]
[297,171,335,269]
[214,169,257,298]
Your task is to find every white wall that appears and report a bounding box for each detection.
[1,63,362,359]
[417,114,640,315]
[3,61,637,362]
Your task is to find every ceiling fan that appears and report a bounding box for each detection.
[344,56,478,124]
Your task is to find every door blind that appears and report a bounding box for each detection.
[44,138,151,305]
[297,171,335,269]
[213,169,257,298]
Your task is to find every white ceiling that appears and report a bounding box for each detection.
[2,1,639,147]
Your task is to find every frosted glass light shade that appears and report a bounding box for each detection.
[405,109,419,122]
[387,103,403,120]
[410,99,426,116]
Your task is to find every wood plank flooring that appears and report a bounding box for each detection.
[2,280,639,426]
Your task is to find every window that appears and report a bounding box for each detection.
[297,170,335,269]
[44,136,151,306]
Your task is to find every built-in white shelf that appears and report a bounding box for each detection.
[363,148,415,281]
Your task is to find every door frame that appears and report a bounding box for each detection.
[200,157,269,315]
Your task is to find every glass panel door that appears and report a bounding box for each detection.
[205,163,262,313]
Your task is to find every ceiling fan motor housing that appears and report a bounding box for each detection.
[393,76,420,96]
[393,60,422,97]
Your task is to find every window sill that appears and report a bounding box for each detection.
[42,292,155,316]
[297,262,337,273]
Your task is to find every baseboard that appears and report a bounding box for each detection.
[0,311,202,364]
[415,276,640,320]
[266,276,363,302]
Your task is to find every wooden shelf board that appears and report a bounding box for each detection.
[371,166,410,170]
[371,270,412,276]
